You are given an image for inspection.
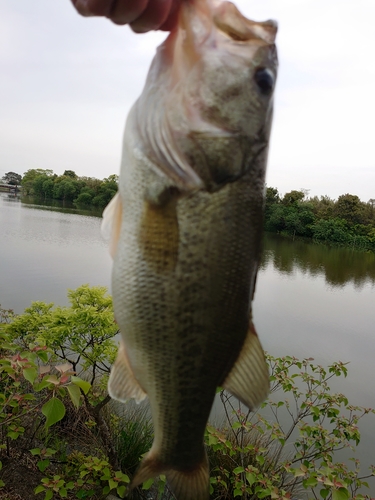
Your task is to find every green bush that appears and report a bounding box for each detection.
[1,289,374,499]
[206,356,375,499]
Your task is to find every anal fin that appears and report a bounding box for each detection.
[108,341,147,404]
[223,321,269,410]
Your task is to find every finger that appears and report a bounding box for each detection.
[130,0,174,33]
[109,0,149,25]
[71,0,113,17]
[159,0,181,31]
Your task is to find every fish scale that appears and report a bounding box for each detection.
[102,1,278,499]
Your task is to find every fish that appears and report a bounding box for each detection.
[102,1,277,499]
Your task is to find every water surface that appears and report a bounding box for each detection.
[0,193,112,311]
[1,192,374,486]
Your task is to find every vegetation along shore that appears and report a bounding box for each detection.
[0,285,374,499]
[2,170,375,252]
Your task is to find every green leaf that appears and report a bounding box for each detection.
[42,397,66,428]
[303,476,318,488]
[34,377,53,392]
[142,478,154,490]
[44,490,53,500]
[108,479,117,490]
[7,431,20,440]
[332,488,350,500]
[258,489,272,499]
[115,471,129,483]
[37,459,50,472]
[1,342,16,350]
[246,472,256,486]
[66,383,81,408]
[34,485,46,494]
[233,466,245,474]
[37,351,49,363]
[71,376,91,395]
[23,367,38,384]
[320,488,330,499]
[117,485,127,498]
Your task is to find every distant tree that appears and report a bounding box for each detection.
[299,187,310,198]
[367,199,375,222]
[312,195,335,219]
[75,191,94,205]
[42,178,55,199]
[91,175,118,209]
[335,193,365,225]
[53,179,80,201]
[33,174,52,198]
[21,169,54,195]
[63,170,77,179]
[285,203,315,238]
[79,177,102,193]
[311,218,351,244]
[2,171,22,186]
[105,174,119,184]
[282,190,305,206]
[265,186,280,205]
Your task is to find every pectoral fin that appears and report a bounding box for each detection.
[223,322,269,410]
[101,192,122,259]
[108,341,147,404]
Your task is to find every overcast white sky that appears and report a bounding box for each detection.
[1,0,374,201]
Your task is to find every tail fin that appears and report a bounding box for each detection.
[167,456,209,500]
[130,450,209,500]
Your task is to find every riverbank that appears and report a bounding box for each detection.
[19,168,118,212]
[265,187,375,252]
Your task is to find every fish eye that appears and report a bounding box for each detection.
[254,68,275,95]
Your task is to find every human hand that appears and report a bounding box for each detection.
[71,0,181,32]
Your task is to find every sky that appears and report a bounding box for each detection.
[1,0,374,202]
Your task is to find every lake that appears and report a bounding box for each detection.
[1,191,374,488]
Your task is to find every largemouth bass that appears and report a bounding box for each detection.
[102,1,277,499]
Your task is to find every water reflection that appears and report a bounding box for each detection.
[2,193,20,203]
[21,196,103,217]
[261,233,375,289]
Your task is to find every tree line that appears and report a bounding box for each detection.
[2,170,375,251]
[265,187,375,251]
[2,169,118,210]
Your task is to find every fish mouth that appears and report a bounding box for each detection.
[179,0,277,46]
[213,2,277,44]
